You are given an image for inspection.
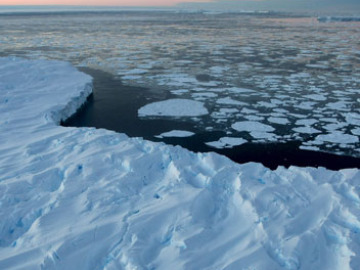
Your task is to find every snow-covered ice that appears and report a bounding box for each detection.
[232,121,275,132]
[1,58,360,270]
[293,126,321,134]
[315,132,359,144]
[268,117,289,125]
[205,137,247,149]
[138,99,209,117]
[156,130,195,138]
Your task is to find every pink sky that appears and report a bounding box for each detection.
[0,0,212,6]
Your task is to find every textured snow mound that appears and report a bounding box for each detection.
[1,58,359,270]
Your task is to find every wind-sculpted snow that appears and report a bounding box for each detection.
[1,58,360,269]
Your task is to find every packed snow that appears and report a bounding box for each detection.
[1,58,360,270]
[138,99,209,117]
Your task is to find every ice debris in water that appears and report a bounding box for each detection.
[156,130,195,138]
[138,99,209,117]
[205,137,247,149]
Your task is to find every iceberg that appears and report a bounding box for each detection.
[1,58,359,270]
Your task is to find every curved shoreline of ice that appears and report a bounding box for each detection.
[1,58,359,270]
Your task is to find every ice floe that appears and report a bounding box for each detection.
[156,130,195,138]
[314,132,359,144]
[268,117,289,125]
[138,99,209,117]
[205,137,247,149]
[232,121,275,133]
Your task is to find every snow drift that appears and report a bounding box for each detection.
[0,58,359,270]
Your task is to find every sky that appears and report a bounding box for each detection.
[0,0,359,13]
[0,0,211,6]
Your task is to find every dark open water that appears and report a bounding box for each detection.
[63,68,360,170]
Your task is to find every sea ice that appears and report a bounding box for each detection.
[232,121,275,132]
[351,128,360,136]
[315,132,359,144]
[268,117,289,125]
[217,97,245,106]
[156,130,195,138]
[293,126,321,134]
[205,137,247,149]
[138,99,209,117]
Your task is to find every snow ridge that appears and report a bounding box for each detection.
[0,58,359,270]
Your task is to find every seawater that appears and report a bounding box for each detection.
[63,68,360,170]
[1,11,359,169]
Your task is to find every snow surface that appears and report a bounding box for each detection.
[1,58,360,270]
[138,99,208,117]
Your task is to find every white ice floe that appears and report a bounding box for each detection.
[1,58,360,270]
[293,126,321,134]
[268,117,289,125]
[232,121,275,132]
[315,132,359,144]
[205,137,247,149]
[156,130,195,138]
[250,131,277,140]
[345,113,360,126]
[295,119,318,126]
[351,128,360,136]
[138,99,208,117]
[299,145,320,151]
[305,94,327,101]
[217,97,245,106]
[323,122,347,131]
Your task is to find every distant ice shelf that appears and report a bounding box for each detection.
[0,58,359,270]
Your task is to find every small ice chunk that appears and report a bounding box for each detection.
[315,132,359,144]
[249,132,277,140]
[156,130,195,138]
[351,128,360,136]
[245,115,264,121]
[219,108,238,114]
[305,94,327,101]
[192,92,218,98]
[323,123,347,131]
[138,99,208,117]
[205,137,247,149]
[232,121,275,132]
[217,97,245,106]
[268,117,289,125]
[293,126,321,134]
[227,87,255,93]
[122,75,142,80]
[295,119,318,126]
[171,89,189,95]
[300,145,320,151]
[345,113,360,126]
